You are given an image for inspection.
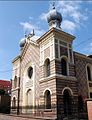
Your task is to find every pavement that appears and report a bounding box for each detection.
[0,114,56,120]
[0,114,87,120]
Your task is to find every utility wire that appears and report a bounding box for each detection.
[0,63,11,68]
[74,37,92,48]
[0,68,18,73]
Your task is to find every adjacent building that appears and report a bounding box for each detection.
[0,80,11,95]
[0,80,11,113]
[11,5,91,119]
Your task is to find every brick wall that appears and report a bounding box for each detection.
[40,60,56,79]
[56,77,78,118]
[74,53,89,98]
[39,78,57,118]
[55,59,75,77]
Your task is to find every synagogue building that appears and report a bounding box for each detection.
[11,5,92,119]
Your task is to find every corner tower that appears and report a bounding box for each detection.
[38,5,78,119]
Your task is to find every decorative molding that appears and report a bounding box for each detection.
[62,87,73,95]
[39,73,77,83]
[43,88,52,96]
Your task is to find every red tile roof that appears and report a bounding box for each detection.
[0,80,11,87]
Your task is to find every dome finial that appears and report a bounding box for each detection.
[47,2,62,29]
[52,2,55,9]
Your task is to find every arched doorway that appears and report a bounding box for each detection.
[26,89,32,107]
[63,89,72,115]
[26,89,33,113]
[12,97,16,109]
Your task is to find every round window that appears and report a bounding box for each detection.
[28,67,33,79]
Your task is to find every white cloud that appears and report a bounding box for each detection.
[20,1,89,37]
[40,1,88,34]
[20,22,36,30]
[56,1,88,33]
[86,1,92,4]
[62,20,76,33]
[82,42,92,53]
[20,22,45,37]
[29,16,33,20]
[57,1,88,32]
[90,43,92,46]
[40,12,48,21]
[89,42,92,51]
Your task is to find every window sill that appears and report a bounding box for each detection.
[39,74,77,83]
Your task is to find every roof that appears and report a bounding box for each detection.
[36,27,75,43]
[74,51,92,60]
[0,80,11,87]
[12,55,20,63]
[30,35,40,41]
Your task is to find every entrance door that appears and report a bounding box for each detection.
[63,89,72,115]
[26,89,33,113]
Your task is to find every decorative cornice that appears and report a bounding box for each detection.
[39,74,77,83]
[37,27,75,43]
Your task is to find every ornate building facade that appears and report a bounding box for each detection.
[11,6,92,119]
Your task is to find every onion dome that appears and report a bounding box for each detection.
[47,6,62,29]
[19,38,26,48]
[47,7,62,23]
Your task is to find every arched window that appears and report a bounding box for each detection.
[44,90,51,109]
[61,58,67,76]
[45,59,50,77]
[63,89,72,115]
[87,66,91,81]
[14,76,17,88]
[12,97,16,109]
[27,67,33,79]
[78,95,84,112]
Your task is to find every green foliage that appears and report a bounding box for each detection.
[0,89,5,95]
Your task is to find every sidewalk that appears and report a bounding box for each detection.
[0,113,56,120]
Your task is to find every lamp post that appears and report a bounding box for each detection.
[17,77,20,115]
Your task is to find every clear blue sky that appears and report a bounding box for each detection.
[0,1,92,80]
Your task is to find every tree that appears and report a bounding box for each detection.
[0,89,5,95]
